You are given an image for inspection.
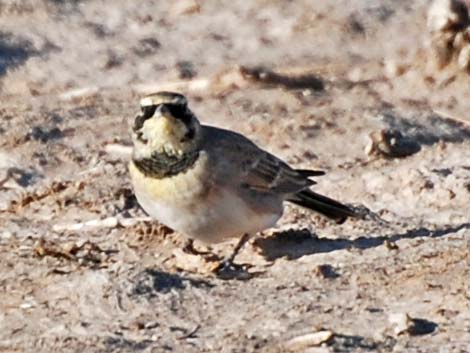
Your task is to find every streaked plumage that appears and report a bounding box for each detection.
[129,92,361,265]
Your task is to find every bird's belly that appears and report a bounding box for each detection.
[135,186,282,243]
[130,161,282,243]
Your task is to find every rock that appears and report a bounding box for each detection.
[427,0,470,70]
[388,313,438,336]
[283,330,334,351]
[210,66,249,93]
[365,129,421,158]
[104,143,133,160]
[427,0,469,33]
[59,87,100,101]
[52,217,119,232]
[457,44,470,70]
[171,0,201,16]
[452,29,470,49]
[388,313,412,335]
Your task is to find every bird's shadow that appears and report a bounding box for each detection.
[255,222,470,261]
[0,32,39,76]
[130,269,214,297]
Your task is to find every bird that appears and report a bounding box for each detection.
[129,91,362,272]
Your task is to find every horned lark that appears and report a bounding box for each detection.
[129,92,361,271]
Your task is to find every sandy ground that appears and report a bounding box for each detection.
[0,1,469,352]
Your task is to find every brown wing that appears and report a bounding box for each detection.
[202,126,323,195]
[240,152,321,193]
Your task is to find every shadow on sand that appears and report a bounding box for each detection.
[0,32,39,76]
[255,222,470,261]
[130,269,214,297]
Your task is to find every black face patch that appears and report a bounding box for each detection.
[165,104,191,125]
[133,103,196,143]
[134,105,157,133]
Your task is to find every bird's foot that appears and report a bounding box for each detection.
[212,258,253,280]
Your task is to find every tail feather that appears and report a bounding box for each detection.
[295,169,326,177]
[287,189,359,223]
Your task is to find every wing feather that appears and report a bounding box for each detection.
[240,152,317,193]
[203,126,322,195]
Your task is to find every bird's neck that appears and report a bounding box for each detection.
[132,149,200,178]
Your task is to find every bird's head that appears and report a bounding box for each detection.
[132,91,201,159]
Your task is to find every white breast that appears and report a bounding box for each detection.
[133,182,283,244]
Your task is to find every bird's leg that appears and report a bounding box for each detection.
[215,234,251,274]
[227,233,251,263]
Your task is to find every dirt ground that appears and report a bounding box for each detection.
[0,1,469,352]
